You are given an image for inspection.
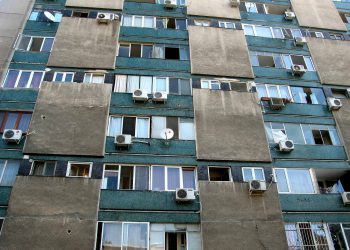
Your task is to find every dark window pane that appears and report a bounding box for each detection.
[120,166,134,190]
[54,73,63,81]
[29,37,44,51]
[41,38,54,52]
[118,45,130,57]
[291,55,307,68]
[176,19,187,30]
[44,162,56,176]
[142,45,153,58]
[167,18,176,29]
[17,72,31,88]
[17,113,31,131]
[169,78,179,94]
[135,166,149,190]
[167,167,180,190]
[312,130,323,145]
[105,171,118,190]
[3,70,19,88]
[152,166,165,191]
[33,161,45,175]
[165,47,180,60]
[130,44,142,57]
[183,169,195,189]
[122,117,136,136]
[209,167,230,181]
[166,117,179,139]
[0,112,4,128]
[30,72,43,88]
[180,79,191,95]
[18,36,31,50]
[321,130,332,145]
[4,113,18,130]
[69,164,90,177]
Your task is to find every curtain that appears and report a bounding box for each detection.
[108,117,122,136]
[140,76,153,93]
[127,76,139,93]
[136,118,150,138]
[179,119,195,140]
[288,169,315,193]
[114,75,127,92]
[151,117,166,138]
[152,44,164,59]
[123,223,148,250]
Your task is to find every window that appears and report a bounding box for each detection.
[285,223,331,250]
[53,72,74,82]
[169,78,192,95]
[17,35,54,52]
[108,116,150,138]
[208,167,231,182]
[151,116,195,140]
[274,168,315,194]
[83,73,105,84]
[290,87,326,105]
[219,21,235,29]
[31,161,56,176]
[194,20,210,26]
[156,17,187,30]
[329,33,344,40]
[0,218,3,234]
[100,222,148,250]
[2,70,44,88]
[29,10,62,22]
[331,88,349,99]
[201,80,220,90]
[118,44,130,57]
[290,29,302,38]
[0,160,20,186]
[329,223,350,249]
[157,0,187,5]
[243,24,284,39]
[72,11,89,18]
[256,84,292,100]
[0,111,32,132]
[242,167,265,182]
[245,2,258,13]
[166,232,187,250]
[66,162,92,178]
[122,15,155,28]
[151,166,196,191]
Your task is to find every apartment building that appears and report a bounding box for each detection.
[0,0,350,249]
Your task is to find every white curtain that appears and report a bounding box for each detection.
[108,117,122,136]
[155,78,167,92]
[153,45,164,59]
[127,76,140,93]
[136,118,150,138]
[114,75,127,92]
[140,76,153,93]
[151,116,166,138]
[288,169,315,194]
[179,119,195,140]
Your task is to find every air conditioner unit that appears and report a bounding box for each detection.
[342,192,350,205]
[284,11,296,20]
[327,97,342,110]
[291,64,307,76]
[249,180,267,193]
[133,89,148,102]
[269,97,285,110]
[164,0,177,8]
[294,37,307,46]
[176,188,196,201]
[2,129,22,144]
[153,92,167,102]
[230,0,240,7]
[279,139,294,152]
[97,12,115,23]
[115,134,132,148]
[247,81,256,93]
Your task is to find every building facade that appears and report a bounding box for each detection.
[0,0,350,249]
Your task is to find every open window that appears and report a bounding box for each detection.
[166,232,187,250]
[208,167,231,182]
[72,11,89,18]
[290,87,326,105]
[67,162,92,178]
[108,116,150,138]
[315,169,349,194]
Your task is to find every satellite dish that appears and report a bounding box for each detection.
[160,128,174,140]
[44,11,56,22]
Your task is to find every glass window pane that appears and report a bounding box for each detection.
[287,169,314,194]
[291,29,302,38]
[3,70,19,88]
[0,160,19,186]
[267,86,279,98]
[151,116,166,139]
[54,73,63,82]
[144,16,154,28]
[108,117,122,136]
[255,169,264,181]
[54,13,62,22]
[140,76,153,93]
[136,118,149,138]
[156,18,166,29]
[279,86,291,99]
[41,38,54,52]
[103,171,119,190]
[123,223,148,250]
[179,118,195,140]
[310,88,326,105]
[329,224,348,250]
[256,85,267,99]
[243,25,255,36]
[245,2,258,12]
[122,117,136,136]
[176,19,187,30]
[44,162,56,176]
[153,44,164,59]
[329,129,341,146]
[243,168,253,181]
[304,56,315,71]
[180,79,191,95]
[29,11,39,21]
[250,54,259,66]
[135,166,149,190]
[291,87,307,104]
[226,22,235,29]
[134,16,143,27]
[301,125,315,144]
[123,15,132,26]
[102,223,122,248]
[17,72,31,88]
[119,45,130,57]
[275,169,289,192]
[169,78,179,95]
[180,46,189,60]
[4,113,18,130]
[155,78,167,92]
[29,37,43,51]
[255,26,273,38]
[273,55,284,68]
[167,168,180,190]
[65,73,74,82]
[18,36,31,50]
[142,45,153,58]
[30,72,43,88]
[17,113,31,132]
[272,28,284,39]
[284,124,304,144]
[152,166,165,191]
[183,169,195,189]
[33,162,44,176]
[130,44,141,57]
[283,55,292,69]
[119,166,134,190]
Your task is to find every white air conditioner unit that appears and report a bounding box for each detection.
[342,192,350,205]
[279,139,294,152]
[164,0,177,8]
[291,64,307,76]
[247,81,256,93]
[2,129,22,144]
[133,89,148,102]
[97,12,115,23]
[249,180,267,193]
[230,0,240,7]
[153,92,167,102]
[269,97,285,110]
[115,134,132,148]
[327,97,342,110]
[284,11,296,20]
[176,188,196,201]
[294,37,307,46]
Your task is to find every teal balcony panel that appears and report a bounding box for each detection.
[253,67,319,81]
[254,78,323,88]
[0,207,7,217]
[264,115,335,125]
[280,194,350,212]
[0,139,24,151]
[274,160,350,169]
[12,51,50,65]
[0,187,12,206]
[100,190,199,211]
[263,103,332,117]
[116,57,190,72]
[105,137,196,156]
[0,150,23,160]
[241,12,299,27]
[9,63,46,71]
[246,36,309,54]
[114,68,191,78]
[347,23,350,30]
[23,30,57,37]
[271,144,347,160]
[99,211,200,223]
[335,2,350,12]
[120,27,188,43]
[283,213,350,223]
[109,106,193,117]
[24,21,59,33]
[0,88,37,111]
[124,2,187,18]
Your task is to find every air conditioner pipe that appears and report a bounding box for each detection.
[132,139,150,146]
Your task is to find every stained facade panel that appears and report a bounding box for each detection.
[66,0,124,10]
[187,0,240,19]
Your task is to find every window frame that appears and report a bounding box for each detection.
[2,70,45,89]
[30,161,57,176]
[53,72,75,82]
[201,79,221,90]
[66,162,92,178]
[242,24,285,39]
[256,84,293,100]
[108,115,151,138]
[273,168,316,194]
[208,166,232,182]
[16,35,55,52]
[218,21,236,29]
[242,167,265,182]
[83,73,105,84]
[0,111,32,133]
[0,160,20,186]
[122,15,156,28]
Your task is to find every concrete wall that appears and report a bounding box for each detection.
[333,99,350,159]
[199,181,288,250]
[0,176,101,250]
[66,0,123,10]
[193,89,271,162]
[187,0,240,19]
[291,0,347,31]
[0,0,34,81]
[48,17,119,69]
[188,26,253,78]
[23,82,112,156]
[307,38,350,86]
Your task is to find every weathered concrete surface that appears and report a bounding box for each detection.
[333,99,350,160]
[0,0,34,81]
[0,176,100,250]
[307,38,350,86]
[291,0,347,31]
[66,0,123,10]
[189,27,253,78]
[187,0,240,19]
[193,89,271,162]
[48,17,119,69]
[200,181,288,250]
[23,82,112,156]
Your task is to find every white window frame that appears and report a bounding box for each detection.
[273,168,316,194]
[315,32,324,38]
[108,115,151,138]
[265,122,306,144]
[282,54,315,71]
[242,24,285,39]
[257,84,293,100]
[194,20,210,27]
[245,2,258,13]
[30,161,57,176]
[53,72,75,82]
[16,35,55,52]
[201,79,221,90]
[153,76,169,93]
[102,164,120,190]
[208,166,232,182]
[178,118,195,140]
[122,15,156,28]
[242,167,265,182]
[83,73,105,84]
[2,70,45,88]
[66,162,92,178]
[218,21,235,29]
